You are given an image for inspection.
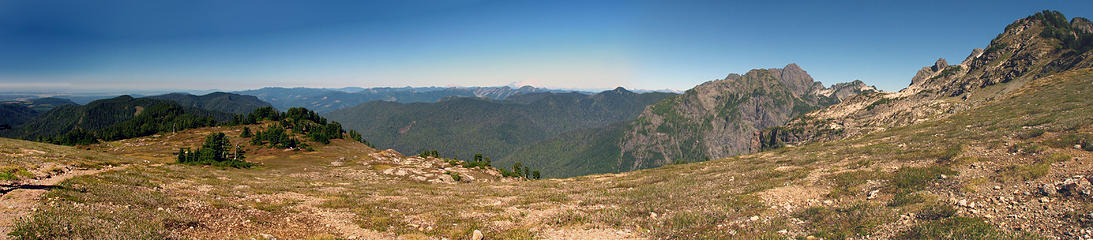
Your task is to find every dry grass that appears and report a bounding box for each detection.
[9,69,1093,239]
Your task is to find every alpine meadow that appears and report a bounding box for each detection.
[1,1,1093,239]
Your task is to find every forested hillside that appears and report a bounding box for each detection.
[0,103,38,128]
[326,88,674,166]
[147,92,273,114]
[0,96,233,145]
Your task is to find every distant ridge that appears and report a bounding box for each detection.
[147,92,273,115]
[234,86,564,113]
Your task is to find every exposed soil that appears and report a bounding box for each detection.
[0,165,127,238]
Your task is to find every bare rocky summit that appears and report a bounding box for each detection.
[759,10,1093,149]
[617,63,874,170]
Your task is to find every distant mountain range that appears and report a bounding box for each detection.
[325,88,675,166]
[234,86,575,113]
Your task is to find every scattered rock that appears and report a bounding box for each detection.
[471,230,484,240]
[1059,176,1093,196]
[258,233,277,240]
[1041,184,1057,196]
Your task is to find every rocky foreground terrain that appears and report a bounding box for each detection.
[0,66,1088,239]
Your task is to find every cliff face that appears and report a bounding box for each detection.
[758,10,1093,149]
[616,64,872,170]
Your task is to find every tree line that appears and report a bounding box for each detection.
[44,105,374,149]
[419,150,542,180]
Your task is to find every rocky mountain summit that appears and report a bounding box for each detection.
[503,64,875,177]
[759,10,1093,149]
[617,63,874,169]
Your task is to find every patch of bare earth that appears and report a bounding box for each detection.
[0,165,127,238]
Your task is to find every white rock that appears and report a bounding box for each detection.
[867,189,880,200]
[471,230,484,240]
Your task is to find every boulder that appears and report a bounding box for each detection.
[1060,176,1093,196]
[1041,183,1058,196]
[472,230,484,240]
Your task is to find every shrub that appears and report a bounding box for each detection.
[419,150,439,158]
[890,166,956,194]
[1014,128,1045,140]
[997,163,1050,181]
[916,203,957,221]
[935,145,963,162]
[888,192,927,207]
[796,203,893,239]
[1008,142,1043,155]
[827,170,883,197]
[865,98,893,111]
[240,127,252,138]
[1040,153,1070,164]
[1044,132,1093,150]
[0,168,33,181]
[446,172,461,182]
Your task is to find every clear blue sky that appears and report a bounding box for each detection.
[0,0,1090,92]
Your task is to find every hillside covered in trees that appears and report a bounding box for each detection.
[326,88,674,170]
[148,92,274,115]
[0,93,359,147]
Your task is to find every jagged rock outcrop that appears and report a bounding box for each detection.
[822,80,877,101]
[910,59,949,86]
[758,10,1093,149]
[616,64,872,170]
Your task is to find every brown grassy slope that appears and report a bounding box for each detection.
[0,137,137,183]
[8,69,1093,239]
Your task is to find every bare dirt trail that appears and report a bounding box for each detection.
[0,165,128,238]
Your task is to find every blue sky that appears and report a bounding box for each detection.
[0,0,1090,92]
